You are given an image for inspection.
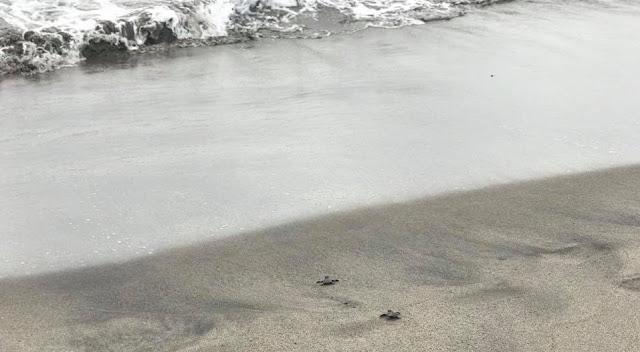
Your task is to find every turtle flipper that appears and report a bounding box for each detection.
[317,276,339,285]
[380,310,400,319]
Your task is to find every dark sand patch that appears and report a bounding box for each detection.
[2,166,640,351]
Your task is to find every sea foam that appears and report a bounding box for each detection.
[0,0,496,75]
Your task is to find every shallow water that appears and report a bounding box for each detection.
[1,0,640,276]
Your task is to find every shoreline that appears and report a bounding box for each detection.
[3,0,640,277]
[2,165,640,351]
[1,163,637,281]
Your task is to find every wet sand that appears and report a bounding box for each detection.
[1,166,640,351]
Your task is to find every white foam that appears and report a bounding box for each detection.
[141,1,235,39]
[1,0,465,39]
[1,0,470,74]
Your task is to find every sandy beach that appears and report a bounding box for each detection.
[2,0,640,351]
[1,165,640,351]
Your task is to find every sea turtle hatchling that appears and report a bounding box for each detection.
[317,275,339,285]
[380,310,401,320]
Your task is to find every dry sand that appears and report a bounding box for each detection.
[1,166,640,351]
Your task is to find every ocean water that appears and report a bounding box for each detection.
[0,0,496,74]
[1,0,640,277]
[0,1,636,74]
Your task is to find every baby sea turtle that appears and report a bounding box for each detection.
[317,275,339,285]
[380,310,401,320]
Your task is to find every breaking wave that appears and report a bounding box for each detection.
[0,0,510,75]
